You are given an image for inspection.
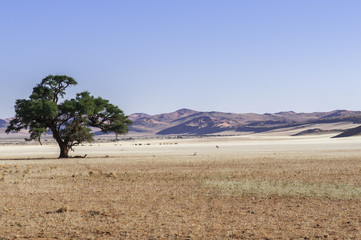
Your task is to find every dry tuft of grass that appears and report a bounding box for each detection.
[105,172,117,178]
[56,206,70,213]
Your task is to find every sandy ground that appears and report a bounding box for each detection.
[1,134,361,159]
[1,135,361,239]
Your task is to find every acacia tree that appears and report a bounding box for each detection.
[6,75,132,158]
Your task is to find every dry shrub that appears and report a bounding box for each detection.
[56,206,69,213]
[105,172,117,178]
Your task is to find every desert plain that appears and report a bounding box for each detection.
[1,133,361,239]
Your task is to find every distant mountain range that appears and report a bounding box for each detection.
[128,108,361,136]
[0,119,7,128]
[2,109,361,137]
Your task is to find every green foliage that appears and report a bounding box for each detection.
[6,75,132,158]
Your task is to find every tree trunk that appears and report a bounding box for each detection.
[59,142,70,158]
[48,124,70,158]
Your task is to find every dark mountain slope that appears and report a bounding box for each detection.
[332,125,361,138]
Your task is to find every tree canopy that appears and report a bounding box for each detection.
[6,75,132,158]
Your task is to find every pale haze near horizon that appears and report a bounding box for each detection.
[1,1,361,119]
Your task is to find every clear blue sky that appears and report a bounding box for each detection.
[1,0,361,118]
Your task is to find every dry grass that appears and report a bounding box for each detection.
[1,136,361,239]
[206,179,361,199]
